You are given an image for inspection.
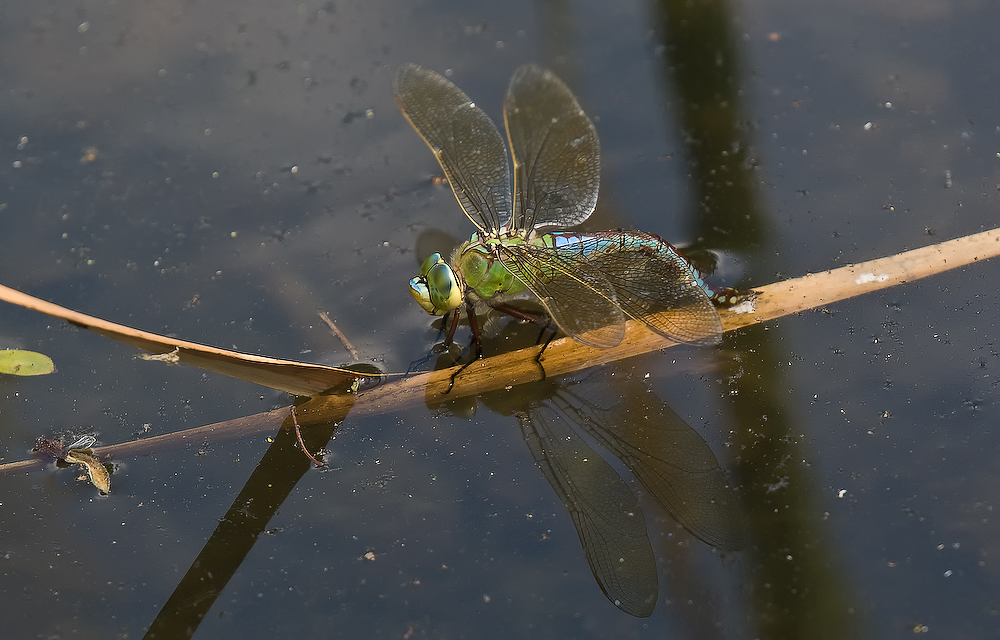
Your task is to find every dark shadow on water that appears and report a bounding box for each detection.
[649,0,862,637]
[142,398,355,640]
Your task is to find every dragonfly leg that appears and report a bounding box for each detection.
[488,301,555,380]
[466,301,484,352]
[444,300,484,394]
[445,346,478,393]
[443,308,461,345]
[532,327,557,380]
[445,361,470,393]
[488,301,549,326]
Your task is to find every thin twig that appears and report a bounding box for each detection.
[318,311,360,361]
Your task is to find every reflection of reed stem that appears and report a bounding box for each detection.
[289,405,324,467]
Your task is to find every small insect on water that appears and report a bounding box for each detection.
[32,435,111,494]
[395,64,748,384]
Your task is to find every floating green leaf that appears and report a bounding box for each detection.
[0,349,55,376]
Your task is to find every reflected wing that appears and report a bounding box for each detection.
[516,408,657,617]
[394,64,512,234]
[504,65,600,234]
[554,382,745,551]
[498,241,626,348]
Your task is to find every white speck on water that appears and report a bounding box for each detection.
[863,121,873,131]
[766,477,790,492]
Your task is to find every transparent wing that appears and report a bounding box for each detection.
[516,408,657,617]
[498,232,721,348]
[503,65,600,234]
[394,64,512,234]
[498,242,627,348]
[583,232,722,345]
[554,379,746,551]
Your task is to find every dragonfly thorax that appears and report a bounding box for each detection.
[455,237,527,302]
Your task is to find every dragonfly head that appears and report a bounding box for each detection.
[409,252,463,315]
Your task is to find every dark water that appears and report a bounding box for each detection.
[1,0,998,638]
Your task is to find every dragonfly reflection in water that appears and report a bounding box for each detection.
[464,370,745,617]
[395,63,744,361]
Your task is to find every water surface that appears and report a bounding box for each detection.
[1,0,998,637]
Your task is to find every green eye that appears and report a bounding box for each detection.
[408,276,436,314]
[426,262,462,312]
[410,257,462,315]
[418,252,444,278]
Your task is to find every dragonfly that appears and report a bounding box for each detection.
[394,63,743,357]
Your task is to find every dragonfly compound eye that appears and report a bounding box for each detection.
[418,252,445,278]
[425,262,463,314]
[409,275,436,314]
